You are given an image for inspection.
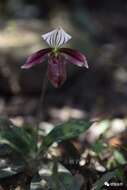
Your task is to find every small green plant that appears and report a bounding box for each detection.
[0,117,92,189]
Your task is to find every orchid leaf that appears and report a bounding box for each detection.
[0,117,37,161]
[0,159,25,180]
[40,119,92,152]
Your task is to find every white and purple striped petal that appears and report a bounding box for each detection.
[42,27,71,48]
[60,48,88,68]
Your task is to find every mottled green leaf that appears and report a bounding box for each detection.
[0,160,25,180]
[41,119,92,151]
[0,117,37,160]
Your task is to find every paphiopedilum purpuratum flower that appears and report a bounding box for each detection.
[21,27,88,88]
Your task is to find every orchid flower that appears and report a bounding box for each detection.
[21,27,88,88]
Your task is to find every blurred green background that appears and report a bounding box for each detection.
[0,0,127,122]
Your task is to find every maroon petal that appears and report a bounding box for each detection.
[48,55,67,88]
[60,48,88,68]
[21,48,51,69]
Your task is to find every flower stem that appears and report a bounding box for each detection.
[52,159,59,190]
[36,68,48,151]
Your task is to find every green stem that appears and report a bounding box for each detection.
[52,159,59,190]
